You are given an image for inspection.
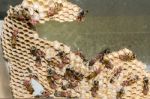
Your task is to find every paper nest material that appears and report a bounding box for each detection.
[1,0,150,98]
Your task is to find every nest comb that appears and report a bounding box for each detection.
[1,0,150,98]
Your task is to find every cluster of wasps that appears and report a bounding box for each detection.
[10,6,39,27]
[30,46,46,67]
[30,45,71,68]
[46,64,84,98]
[86,49,113,97]
[24,44,150,98]
[86,48,149,98]
[117,75,149,98]
[47,51,70,69]
[29,45,86,98]
[47,68,62,90]
[110,67,123,84]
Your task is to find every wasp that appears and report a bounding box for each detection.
[47,68,61,80]
[47,7,56,17]
[54,90,71,97]
[102,59,113,69]
[47,57,66,69]
[88,58,97,66]
[26,68,38,79]
[23,80,34,94]
[64,68,84,81]
[62,57,70,64]
[54,3,63,12]
[56,51,70,64]
[36,49,45,58]
[91,81,99,97]
[42,90,51,98]
[47,3,63,17]
[56,51,67,58]
[11,28,19,48]
[74,50,87,62]
[27,17,39,30]
[64,68,74,81]
[47,68,55,77]
[12,7,30,21]
[119,53,136,61]
[30,47,45,67]
[68,81,78,88]
[116,87,125,99]
[97,48,110,62]
[47,76,57,89]
[86,68,101,80]
[35,56,42,67]
[47,57,60,66]
[73,72,84,81]
[88,49,110,66]
[30,46,37,56]
[30,46,45,57]
[35,57,42,67]
[27,67,32,73]
[122,75,139,86]
[142,77,149,95]
[110,67,122,83]
[70,68,84,81]
[47,68,62,89]
[62,80,78,90]
[77,10,88,22]
[23,73,39,94]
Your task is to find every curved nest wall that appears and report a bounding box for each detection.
[1,0,150,98]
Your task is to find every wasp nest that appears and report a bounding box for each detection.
[1,0,150,98]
